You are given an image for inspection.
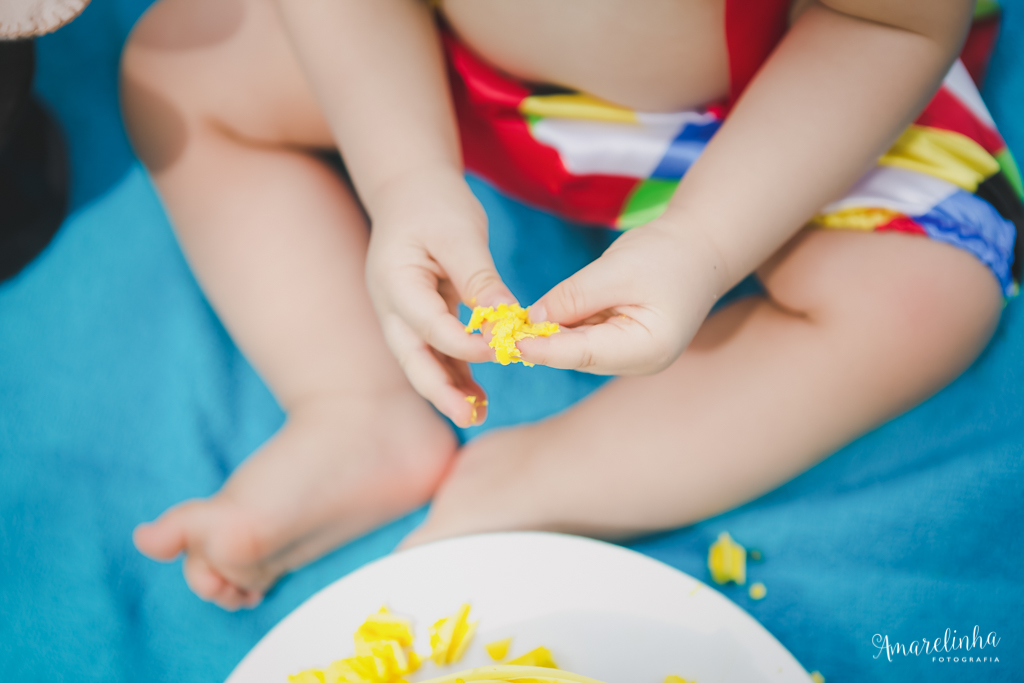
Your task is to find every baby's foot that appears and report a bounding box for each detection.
[134,390,456,610]
[400,427,547,549]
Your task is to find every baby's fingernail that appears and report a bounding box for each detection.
[529,303,548,322]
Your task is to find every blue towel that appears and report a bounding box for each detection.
[1,1,1021,681]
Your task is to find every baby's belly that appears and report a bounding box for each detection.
[441,0,731,113]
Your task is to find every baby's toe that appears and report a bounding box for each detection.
[133,500,208,561]
[183,554,234,604]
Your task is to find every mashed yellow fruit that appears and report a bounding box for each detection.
[505,646,557,668]
[429,603,478,665]
[288,607,421,683]
[289,605,695,683]
[465,304,559,366]
[420,665,603,683]
[484,637,512,661]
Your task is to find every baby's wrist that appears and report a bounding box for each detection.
[362,163,471,220]
[651,213,733,303]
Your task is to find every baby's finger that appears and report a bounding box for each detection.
[440,237,516,309]
[519,316,668,374]
[384,315,487,426]
[389,270,494,362]
[435,351,489,426]
[528,256,627,326]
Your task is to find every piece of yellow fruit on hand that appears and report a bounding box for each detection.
[465,303,559,366]
[707,531,746,585]
[464,395,488,424]
[506,646,558,668]
[430,603,478,665]
[484,637,512,661]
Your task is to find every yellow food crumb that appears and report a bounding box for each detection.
[289,607,420,683]
[748,582,767,600]
[464,395,488,424]
[506,646,558,668]
[465,303,559,366]
[430,603,478,665]
[485,637,512,661]
[663,676,695,683]
[810,671,825,683]
[708,532,746,585]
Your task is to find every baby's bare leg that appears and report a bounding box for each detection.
[122,0,455,609]
[407,230,1001,544]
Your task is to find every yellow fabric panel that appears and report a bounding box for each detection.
[812,207,901,231]
[879,125,999,192]
[519,94,638,123]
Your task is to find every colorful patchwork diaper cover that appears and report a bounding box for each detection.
[440,0,1021,297]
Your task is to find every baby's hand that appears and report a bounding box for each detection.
[519,220,725,375]
[365,170,515,426]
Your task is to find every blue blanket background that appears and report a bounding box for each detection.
[1,1,1022,680]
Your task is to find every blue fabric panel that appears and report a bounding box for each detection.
[912,189,1017,295]
[1,1,1022,682]
[649,118,720,180]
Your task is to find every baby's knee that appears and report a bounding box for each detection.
[120,0,247,172]
[120,24,189,172]
[762,229,1002,369]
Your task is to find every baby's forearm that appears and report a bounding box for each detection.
[661,0,973,294]
[274,0,463,211]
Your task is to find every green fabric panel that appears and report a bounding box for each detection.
[974,0,1001,20]
[617,178,678,229]
[996,149,1024,198]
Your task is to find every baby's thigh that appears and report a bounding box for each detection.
[757,228,1002,374]
[121,0,333,152]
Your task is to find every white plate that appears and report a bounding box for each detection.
[226,532,811,683]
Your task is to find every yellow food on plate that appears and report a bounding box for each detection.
[465,303,559,366]
[809,672,825,683]
[748,582,766,600]
[430,603,478,665]
[663,676,696,683]
[355,607,416,647]
[707,532,746,585]
[506,646,558,668]
[288,607,420,683]
[485,637,512,661]
[420,665,604,683]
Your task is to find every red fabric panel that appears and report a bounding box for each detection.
[960,17,1000,88]
[725,0,791,107]
[444,32,637,227]
[914,86,1006,155]
[876,215,928,236]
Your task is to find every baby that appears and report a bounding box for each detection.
[120,0,1019,610]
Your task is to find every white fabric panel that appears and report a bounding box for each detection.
[942,59,998,128]
[634,110,719,128]
[821,165,960,216]
[529,117,682,178]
